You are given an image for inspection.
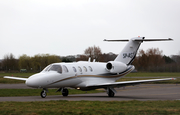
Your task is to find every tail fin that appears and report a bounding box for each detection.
[104,37,172,65]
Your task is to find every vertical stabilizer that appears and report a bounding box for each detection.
[104,37,172,65]
[114,37,144,65]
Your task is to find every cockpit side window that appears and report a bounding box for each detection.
[48,65,62,73]
[42,65,52,72]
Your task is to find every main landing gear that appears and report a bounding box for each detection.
[62,88,69,96]
[40,88,69,98]
[107,87,116,97]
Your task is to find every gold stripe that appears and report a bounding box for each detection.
[47,67,133,86]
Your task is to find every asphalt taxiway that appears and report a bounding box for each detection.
[0,84,180,102]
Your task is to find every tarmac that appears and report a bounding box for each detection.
[0,84,180,102]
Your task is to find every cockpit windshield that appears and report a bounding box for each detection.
[49,65,62,73]
[42,64,62,73]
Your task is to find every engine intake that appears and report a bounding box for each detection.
[106,61,127,73]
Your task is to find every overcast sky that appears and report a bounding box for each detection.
[0,0,180,59]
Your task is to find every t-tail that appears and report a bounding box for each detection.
[104,37,173,65]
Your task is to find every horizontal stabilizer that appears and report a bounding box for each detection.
[104,38,173,42]
[4,76,28,81]
[133,38,173,41]
[104,39,129,42]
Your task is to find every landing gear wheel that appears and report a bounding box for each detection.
[41,90,47,98]
[62,88,69,96]
[108,89,115,97]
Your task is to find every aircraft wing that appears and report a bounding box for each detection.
[87,78,176,88]
[4,76,28,81]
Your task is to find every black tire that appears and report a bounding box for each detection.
[62,88,69,96]
[41,90,47,98]
[108,89,115,97]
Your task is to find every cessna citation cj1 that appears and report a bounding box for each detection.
[4,37,175,98]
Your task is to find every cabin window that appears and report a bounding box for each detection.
[63,65,69,73]
[78,66,82,72]
[72,67,77,72]
[48,65,62,73]
[83,66,87,72]
[88,66,93,72]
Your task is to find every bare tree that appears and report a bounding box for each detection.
[84,45,102,62]
[2,53,18,71]
[133,48,165,72]
[146,48,165,67]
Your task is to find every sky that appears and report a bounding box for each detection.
[0,0,180,59]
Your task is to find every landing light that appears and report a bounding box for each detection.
[77,87,80,90]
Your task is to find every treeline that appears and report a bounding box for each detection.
[132,48,180,72]
[76,46,180,72]
[0,46,180,72]
[0,54,61,72]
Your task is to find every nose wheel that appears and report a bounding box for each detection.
[41,89,47,98]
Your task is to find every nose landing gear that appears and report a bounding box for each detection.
[41,88,47,98]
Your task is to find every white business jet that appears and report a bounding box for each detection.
[4,37,175,98]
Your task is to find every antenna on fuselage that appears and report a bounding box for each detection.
[88,57,91,62]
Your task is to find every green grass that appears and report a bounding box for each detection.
[0,72,180,84]
[0,89,104,97]
[126,72,180,77]
[119,72,180,84]
[0,100,180,115]
[117,78,180,84]
[0,73,34,84]
[0,73,34,77]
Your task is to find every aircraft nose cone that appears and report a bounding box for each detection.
[25,77,38,88]
[25,73,41,88]
[25,79,33,87]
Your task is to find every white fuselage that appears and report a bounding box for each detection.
[25,61,134,90]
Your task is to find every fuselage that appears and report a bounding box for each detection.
[25,61,134,90]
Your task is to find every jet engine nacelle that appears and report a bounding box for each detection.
[106,61,127,73]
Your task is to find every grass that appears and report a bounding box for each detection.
[0,72,180,84]
[0,100,180,115]
[117,78,180,84]
[119,72,180,84]
[0,89,104,97]
[0,73,34,84]
[1,73,180,115]
[126,72,180,77]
